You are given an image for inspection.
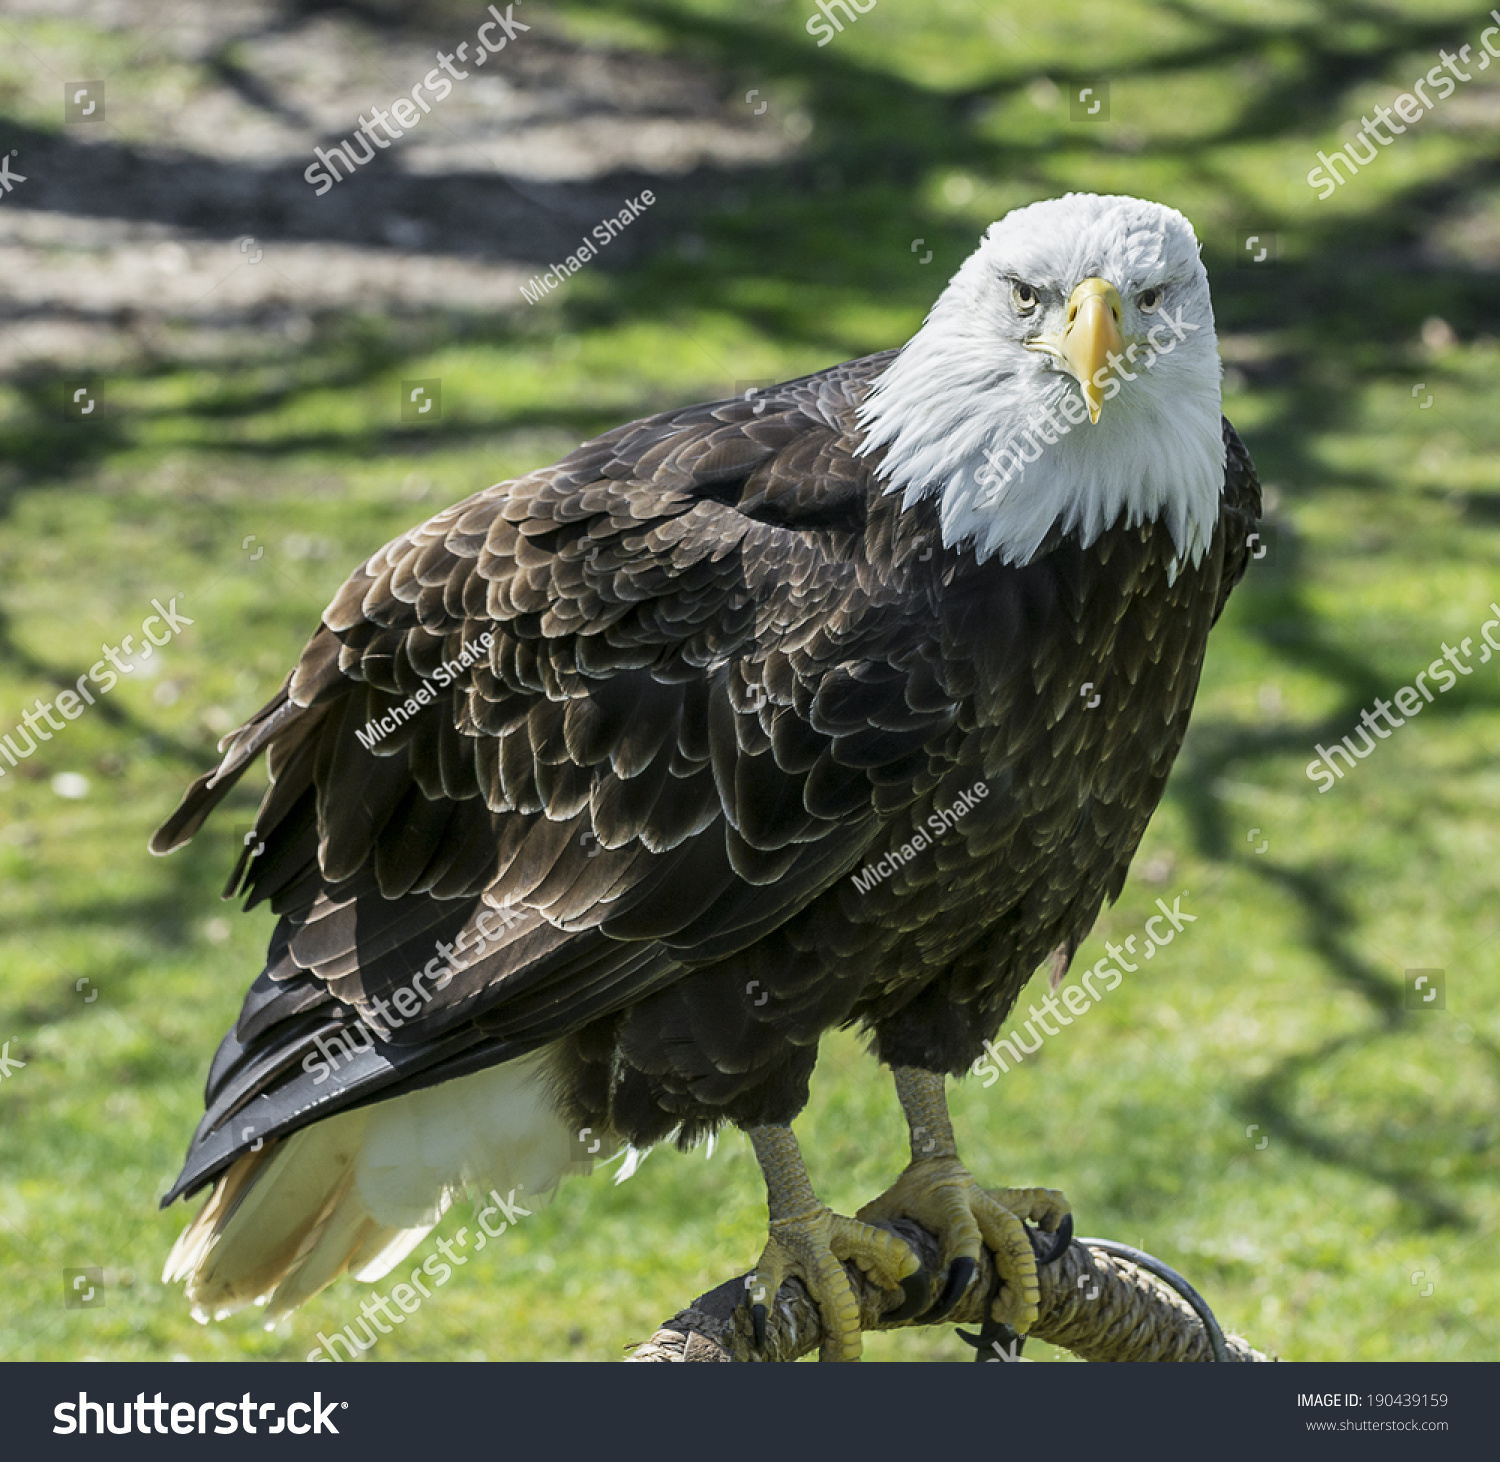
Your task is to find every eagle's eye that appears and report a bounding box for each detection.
[1011,280,1040,315]
[1137,287,1163,314]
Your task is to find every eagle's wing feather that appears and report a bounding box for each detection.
[1213,416,1262,624]
[158,353,963,1201]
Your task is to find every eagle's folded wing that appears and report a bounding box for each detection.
[155,355,964,1203]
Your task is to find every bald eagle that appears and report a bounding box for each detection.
[155,193,1259,1360]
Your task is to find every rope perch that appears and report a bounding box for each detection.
[627,1219,1274,1362]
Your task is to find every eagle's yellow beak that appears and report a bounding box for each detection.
[1059,277,1124,424]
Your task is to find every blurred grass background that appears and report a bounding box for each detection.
[0,0,1497,1362]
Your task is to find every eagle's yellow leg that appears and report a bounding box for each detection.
[745,1124,921,1361]
[855,1067,1070,1332]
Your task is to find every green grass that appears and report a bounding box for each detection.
[1,0,1498,1362]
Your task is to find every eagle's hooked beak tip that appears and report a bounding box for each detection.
[1061,277,1123,424]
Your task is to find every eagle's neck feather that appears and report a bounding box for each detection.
[854,311,1225,572]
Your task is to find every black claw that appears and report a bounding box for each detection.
[883,1270,933,1324]
[924,1256,977,1321]
[956,1319,1024,1361]
[750,1302,768,1348]
[1039,1212,1073,1266]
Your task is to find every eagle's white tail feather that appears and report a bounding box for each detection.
[165,1044,592,1322]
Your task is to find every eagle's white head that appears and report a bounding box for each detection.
[857,192,1224,569]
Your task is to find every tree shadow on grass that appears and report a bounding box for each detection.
[1,0,1496,1231]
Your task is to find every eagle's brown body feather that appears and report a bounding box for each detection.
[157,350,1259,1207]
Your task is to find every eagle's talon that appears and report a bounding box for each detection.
[857,1162,1070,1336]
[925,1254,977,1321]
[746,1204,919,1360]
[882,1269,933,1324]
[750,1302,769,1349]
[1039,1211,1073,1265]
